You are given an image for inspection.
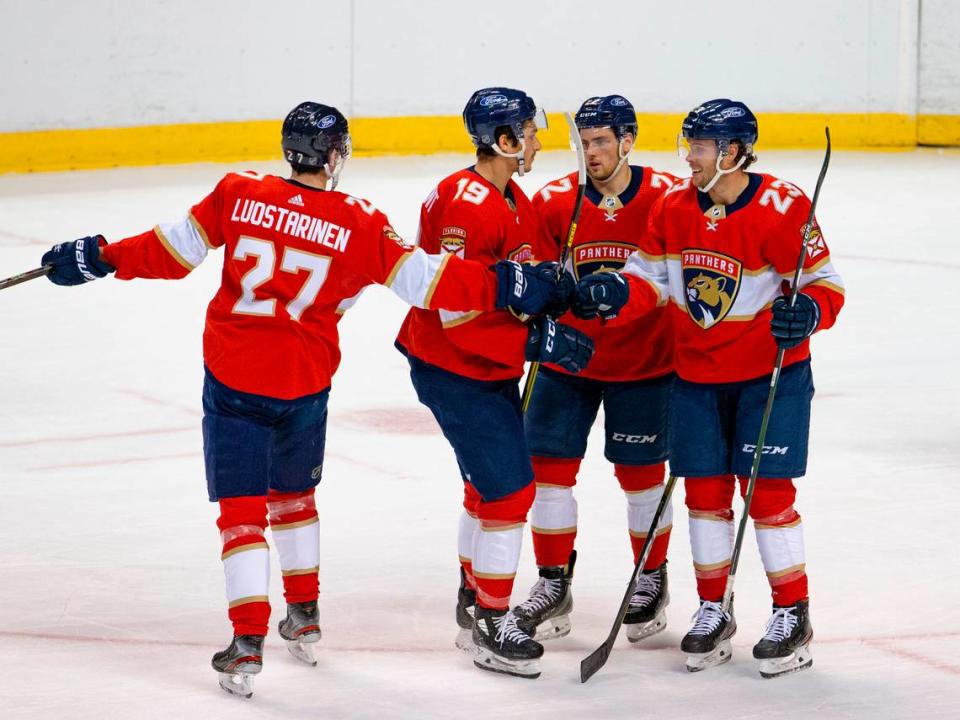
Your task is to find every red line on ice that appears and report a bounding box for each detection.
[1,425,194,448]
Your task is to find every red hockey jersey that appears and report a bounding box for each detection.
[100,171,501,399]
[395,167,546,381]
[534,165,679,381]
[616,172,845,383]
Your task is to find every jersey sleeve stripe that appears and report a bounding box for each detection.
[155,216,210,270]
[804,278,845,295]
[422,252,452,309]
[385,248,451,309]
[188,211,214,249]
[335,288,365,315]
[439,309,482,328]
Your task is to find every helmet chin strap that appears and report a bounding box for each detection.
[699,150,746,193]
[325,151,346,191]
[594,138,629,183]
[491,138,528,177]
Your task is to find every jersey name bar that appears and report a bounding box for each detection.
[229,198,351,251]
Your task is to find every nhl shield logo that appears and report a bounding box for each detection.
[681,249,742,329]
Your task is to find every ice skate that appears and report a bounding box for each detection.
[623,561,669,642]
[513,550,576,641]
[455,567,477,652]
[278,600,322,666]
[212,634,264,698]
[753,599,813,678]
[681,599,736,672]
[472,606,544,679]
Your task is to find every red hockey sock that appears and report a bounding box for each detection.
[530,456,580,568]
[474,483,535,610]
[218,496,271,636]
[685,475,736,602]
[616,463,672,569]
[267,488,319,604]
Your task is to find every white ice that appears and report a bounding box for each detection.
[1,148,958,720]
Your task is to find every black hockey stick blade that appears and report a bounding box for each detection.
[581,474,679,682]
[0,265,52,291]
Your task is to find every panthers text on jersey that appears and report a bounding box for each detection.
[616,172,845,383]
[100,171,502,399]
[396,167,549,381]
[534,165,679,381]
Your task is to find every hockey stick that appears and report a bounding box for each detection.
[520,112,587,413]
[721,127,832,615]
[580,473,679,683]
[0,265,52,291]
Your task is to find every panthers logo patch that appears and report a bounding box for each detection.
[573,242,635,280]
[440,226,466,256]
[681,249,742,329]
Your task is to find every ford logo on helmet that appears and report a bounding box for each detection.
[318,114,337,129]
[610,97,628,106]
[719,107,745,118]
[479,94,508,107]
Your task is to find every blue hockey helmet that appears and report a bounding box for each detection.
[575,95,638,139]
[463,87,547,150]
[281,102,352,188]
[681,98,758,149]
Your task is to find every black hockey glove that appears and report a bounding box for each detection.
[525,317,594,374]
[770,292,820,349]
[495,260,564,317]
[42,235,115,286]
[535,261,576,317]
[571,271,629,320]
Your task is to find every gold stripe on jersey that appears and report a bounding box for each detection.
[422,252,451,309]
[439,310,481,328]
[531,525,577,535]
[479,521,524,533]
[153,224,195,270]
[693,559,732,572]
[755,518,803,531]
[385,251,413,287]
[806,279,845,295]
[189,211,213,249]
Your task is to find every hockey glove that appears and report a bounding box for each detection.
[42,235,115,286]
[495,260,564,317]
[571,271,629,320]
[525,317,595,374]
[770,292,820,349]
[536,261,576,317]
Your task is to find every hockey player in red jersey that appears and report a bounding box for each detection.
[573,99,844,678]
[512,95,680,645]
[396,87,594,679]
[38,101,567,698]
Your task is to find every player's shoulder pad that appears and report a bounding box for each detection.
[337,192,384,220]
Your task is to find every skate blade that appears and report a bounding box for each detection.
[625,610,667,643]
[217,671,255,698]
[759,644,813,679]
[455,627,476,653]
[285,637,318,666]
[685,639,733,672]
[533,613,571,641]
[473,648,541,679]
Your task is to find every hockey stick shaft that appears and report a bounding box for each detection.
[580,473,679,683]
[521,113,587,413]
[721,127,832,613]
[0,265,52,291]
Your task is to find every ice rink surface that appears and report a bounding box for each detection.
[1,147,958,719]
